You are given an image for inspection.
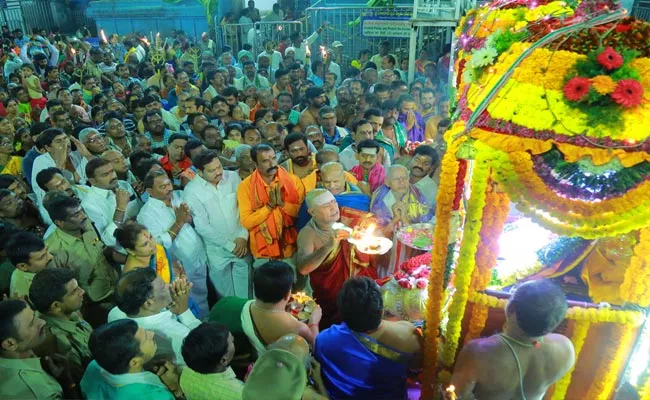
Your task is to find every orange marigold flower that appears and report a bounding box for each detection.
[591,75,617,95]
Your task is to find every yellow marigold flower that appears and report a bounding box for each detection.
[591,75,617,95]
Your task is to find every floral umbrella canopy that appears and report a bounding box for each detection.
[420,0,650,397]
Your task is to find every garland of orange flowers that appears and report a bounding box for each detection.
[464,303,490,345]
[469,188,510,292]
[620,228,650,307]
[550,320,591,400]
[420,136,465,400]
[440,150,491,368]
[464,188,510,344]
[584,324,637,400]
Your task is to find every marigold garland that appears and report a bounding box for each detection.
[420,135,465,400]
[584,324,637,400]
[550,320,591,400]
[464,303,490,345]
[469,188,510,292]
[619,228,650,307]
[490,150,650,237]
[440,150,491,368]
[469,292,646,325]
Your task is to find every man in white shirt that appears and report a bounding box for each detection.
[339,119,391,171]
[234,61,269,91]
[289,23,328,63]
[258,39,283,71]
[108,268,200,366]
[184,151,251,298]
[31,128,89,207]
[137,170,210,319]
[82,158,142,247]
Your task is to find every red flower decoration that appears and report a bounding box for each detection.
[596,47,624,70]
[611,79,644,108]
[615,24,631,33]
[564,77,591,102]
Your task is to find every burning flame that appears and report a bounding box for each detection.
[100,29,107,43]
[446,385,457,400]
[305,44,311,58]
[320,45,327,59]
[140,37,150,46]
[70,48,76,55]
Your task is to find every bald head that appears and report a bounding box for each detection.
[320,162,346,195]
[315,149,339,167]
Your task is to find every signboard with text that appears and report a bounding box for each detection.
[360,9,412,38]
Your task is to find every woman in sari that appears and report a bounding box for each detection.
[114,222,200,317]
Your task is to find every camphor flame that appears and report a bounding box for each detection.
[100,29,107,43]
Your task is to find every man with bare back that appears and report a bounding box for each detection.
[450,279,575,400]
[296,189,377,328]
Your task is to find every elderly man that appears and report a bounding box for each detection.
[261,121,285,157]
[184,151,250,298]
[104,117,132,157]
[79,128,107,156]
[298,161,366,229]
[237,144,305,270]
[297,189,377,328]
[137,170,209,318]
[370,165,432,274]
[370,164,432,234]
[235,144,256,181]
[451,280,575,400]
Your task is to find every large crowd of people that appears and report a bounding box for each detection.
[0,3,575,399]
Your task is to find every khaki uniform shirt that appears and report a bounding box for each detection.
[9,269,36,299]
[0,356,62,399]
[45,227,119,303]
[41,312,93,382]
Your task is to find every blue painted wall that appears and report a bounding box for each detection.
[86,0,210,39]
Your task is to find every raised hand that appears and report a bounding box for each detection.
[169,277,192,315]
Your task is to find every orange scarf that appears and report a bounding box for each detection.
[249,167,300,258]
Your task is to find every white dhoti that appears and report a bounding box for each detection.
[207,244,251,298]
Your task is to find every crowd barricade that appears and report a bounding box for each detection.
[632,0,650,21]
[217,21,304,58]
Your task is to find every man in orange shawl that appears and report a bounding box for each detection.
[237,144,305,269]
[297,189,377,328]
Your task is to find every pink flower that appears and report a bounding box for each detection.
[415,278,428,289]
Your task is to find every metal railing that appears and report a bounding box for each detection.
[216,20,304,59]
[632,0,650,21]
[304,5,454,69]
